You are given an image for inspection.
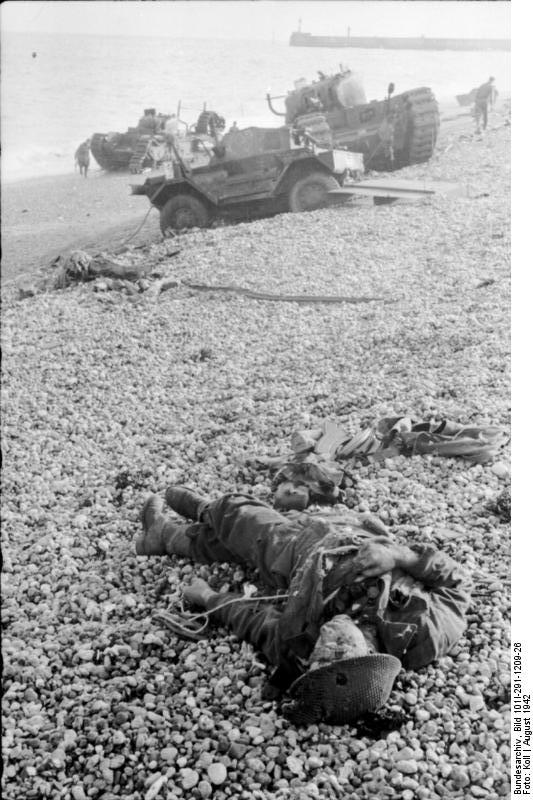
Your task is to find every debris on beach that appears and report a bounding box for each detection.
[51,250,149,289]
[17,248,167,298]
[251,416,508,509]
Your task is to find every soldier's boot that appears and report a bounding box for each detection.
[136,495,192,557]
[165,486,209,522]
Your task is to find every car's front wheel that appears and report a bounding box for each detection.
[288,172,339,213]
[159,194,210,235]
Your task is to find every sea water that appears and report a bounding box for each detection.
[1,31,510,183]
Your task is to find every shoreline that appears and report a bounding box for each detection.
[1,170,161,284]
[1,96,509,286]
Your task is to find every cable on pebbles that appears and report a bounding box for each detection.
[2,123,510,799]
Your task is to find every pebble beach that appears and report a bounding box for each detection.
[1,102,511,800]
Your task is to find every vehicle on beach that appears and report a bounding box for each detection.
[131,124,364,235]
[267,70,440,172]
[90,108,225,174]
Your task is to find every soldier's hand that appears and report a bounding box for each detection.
[359,513,390,536]
[351,539,406,578]
[182,578,217,608]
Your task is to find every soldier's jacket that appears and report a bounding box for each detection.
[189,494,471,691]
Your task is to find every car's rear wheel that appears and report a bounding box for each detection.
[159,194,210,235]
[288,172,339,213]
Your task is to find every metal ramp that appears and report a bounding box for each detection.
[329,178,464,203]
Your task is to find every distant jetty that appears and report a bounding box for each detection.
[289,31,510,52]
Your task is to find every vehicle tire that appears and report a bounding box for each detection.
[288,172,339,213]
[159,194,210,235]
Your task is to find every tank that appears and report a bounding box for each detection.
[267,70,440,172]
[90,109,225,174]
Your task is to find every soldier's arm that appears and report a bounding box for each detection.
[394,545,472,667]
[205,591,283,667]
[182,580,284,667]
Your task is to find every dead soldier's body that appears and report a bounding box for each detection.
[136,487,471,724]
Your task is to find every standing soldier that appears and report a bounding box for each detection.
[474,77,497,134]
[74,139,91,178]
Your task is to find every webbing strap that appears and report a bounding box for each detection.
[153,592,290,641]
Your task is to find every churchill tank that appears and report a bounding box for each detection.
[267,69,440,172]
[90,109,225,174]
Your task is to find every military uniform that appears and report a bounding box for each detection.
[181,493,471,691]
[475,80,497,131]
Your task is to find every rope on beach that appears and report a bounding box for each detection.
[120,204,156,245]
[181,279,392,305]
[121,180,168,245]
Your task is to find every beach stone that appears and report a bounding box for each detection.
[372,767,388,781]
[422,721,439,737]
[404,692,418,706]
[180,768,199,789]
[397,761,418,775]
[197,780,213,798]
[207,763,227,785]
[160,746,178,763]
[247,757,265,773]
[397,747,416,760]
[112,730,127,746]
[491,462,509,479]
[145,772,164,788]
[451,766,470,788]
[286,756,305,775]
[469,694,486,713]
[228,742,247,759]
[71,787,86,800]
[196,752,213,770]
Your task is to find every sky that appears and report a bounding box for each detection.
[1,0,511,42]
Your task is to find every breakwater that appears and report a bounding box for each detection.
[289,31,510,52]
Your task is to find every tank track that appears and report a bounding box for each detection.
[366,87,440,172]
[128,136,153,174]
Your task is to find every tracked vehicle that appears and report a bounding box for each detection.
[90,109,225,174]
[267,70,440,171]
[131,124,364,235]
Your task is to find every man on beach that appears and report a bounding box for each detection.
[136,486,471,724]
[74,139,91,178]
[474,77,497,133]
